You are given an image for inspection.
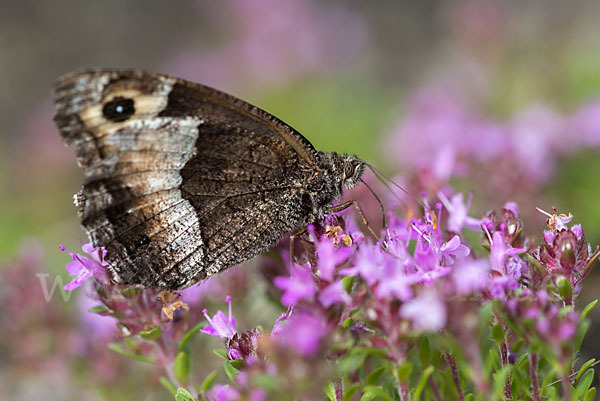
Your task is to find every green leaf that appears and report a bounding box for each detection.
[360,385,395,401]
[123,337,138,349]
[576,359,597,383]
[396,362,413,382]
[331,339,354,354]
[358,392,376,401]
[343,384,358,401]
[491,324,505,344]
[349,347,388,358]
[337,353,366,374]
[492,366,510,400]
[419,337,431,365]
[413,366,434,401]
[178,322,208,352]
[342,276,355,293]
[511,339,525,353]
[175,387,195,401]
[576,320,591,353]
[575,369,595,399]
[140,327,162,340]
[431,348,442,368]
[575,358,596,383]
[342,318,353,329]
[108,342,153,363]
[581,299,598,320]
[229,359,244,369]
[254,373,280,391]
[88,304,110,314]
[200,370,218,392]
[121,287,141,298]
[487,348,501,371]
[213,348,229,361]
[557,276,573,301]
[324,381,336,401]
[160,376,177,396]
[463,394,474,401]
[513,352,529,370]
[540,364,555,389]
[584,387,596,401]
[173,351,190,385]
[365,366,386,386]
[543,385,557,399]
[224,361,239,383]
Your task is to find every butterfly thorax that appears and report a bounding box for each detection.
[299,151,366,223]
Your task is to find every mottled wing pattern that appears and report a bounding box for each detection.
[53,69,318,289]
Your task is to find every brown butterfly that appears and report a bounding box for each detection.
[53,69,368,290]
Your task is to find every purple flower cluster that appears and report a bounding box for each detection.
[384,86,600,197]
[196,194,597,399]
[164,0,367,91]
[59,190,598,399]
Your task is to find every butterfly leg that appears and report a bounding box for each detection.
[289,227,307,265]
[327,200,379,242]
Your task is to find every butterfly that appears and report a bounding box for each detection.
[53,69,367,290]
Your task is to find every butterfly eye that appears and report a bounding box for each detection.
[344,162,355,179]
[103,97,135,122]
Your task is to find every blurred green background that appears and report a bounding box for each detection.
[2,0,600,399]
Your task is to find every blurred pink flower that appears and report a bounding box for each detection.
[438,192,482,233]
[400,292,447,331]
[274,309,329,357]
[452,259,491,295]
[164,0,367,90]
[318,281,351,308]
[508,105,565,183]
[77,289,118,342]
[569,96,600,147]
[315,236,353,282]
[384,84,600,197]
[274,263,317,307]
[206,384,240,401]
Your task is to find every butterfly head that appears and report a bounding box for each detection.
[339,154,366,190]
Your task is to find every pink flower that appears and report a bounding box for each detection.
[569,96,600,147]
[274,263,317,307]
[59,243,109,290]
[373,259,418,301]
[274,309,329,357]
[249,389,267,401]
[452,259,490,295]
[206,384,240,401]
[226,328,260,361]
[488,231,526,276]
[315,236,353,281]
[532,223,599,287]
[400,292,447,331]
[200,296,237,339]
[318,281,351,307]
[438,191,482,233]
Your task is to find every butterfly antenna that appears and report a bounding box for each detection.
[359,178,386,228]
[366,163,438,229]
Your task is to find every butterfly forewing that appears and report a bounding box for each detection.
[54,69,319,289]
